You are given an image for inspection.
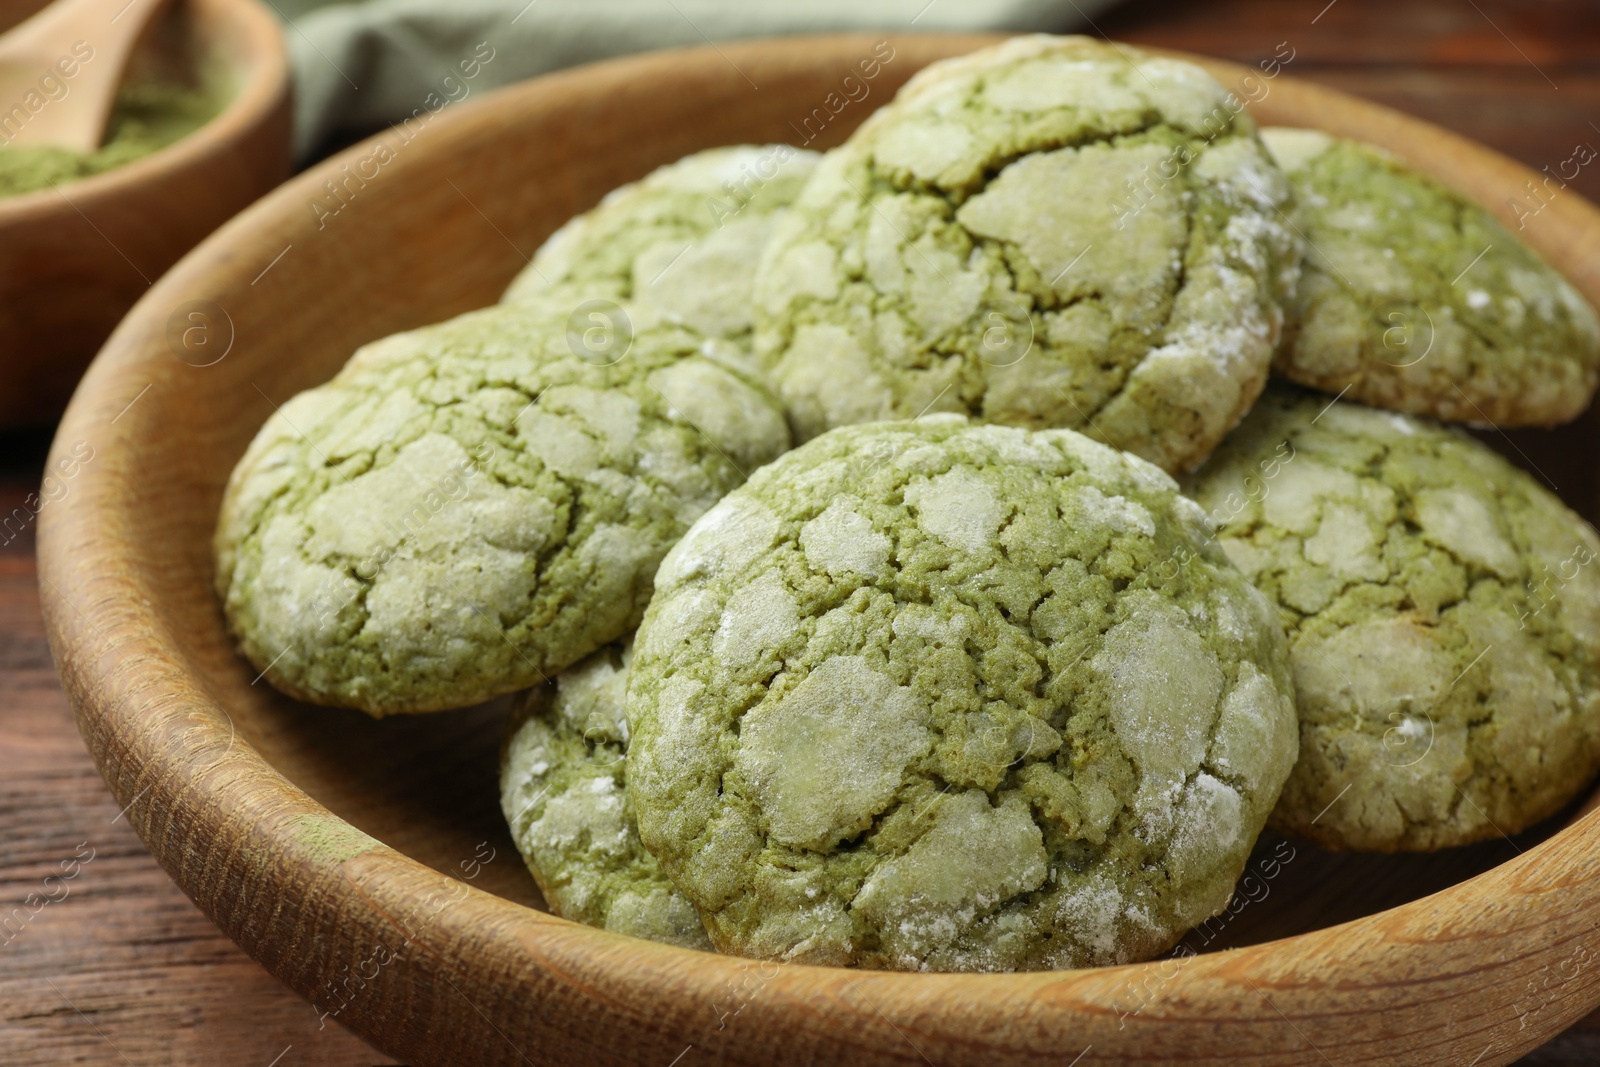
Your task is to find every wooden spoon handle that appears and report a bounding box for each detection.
[0,0,175,153]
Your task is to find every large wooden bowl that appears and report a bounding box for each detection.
[0,0,289,427]
[38,33,1600,1067]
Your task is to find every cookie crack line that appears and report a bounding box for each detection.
[856,142,1215,432]
[1269,128,1600,427]
[1232,430,1540,634]
[628,416,1296,970]
[861,112,1177,209]
[1189,388,1600,850]
[218,298,790,714]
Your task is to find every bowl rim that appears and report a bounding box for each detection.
[38,31,1600,1067]
[0,0,288,222]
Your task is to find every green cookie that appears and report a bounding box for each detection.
[753,34,1300,474]
[504,145,819,355]
[1263,128,1600,427]
[215,298,790,715]
[627,416,1298,971]
[501,640,712,949]
[1185,388,1600,850]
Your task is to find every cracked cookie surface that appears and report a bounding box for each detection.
[752,34,1300,474]
[1185,388,1600,850]
[626,416,1297,971]
[503,145,819,356]
[1263,128,1600,427]
[501,640,712,949]
[214,298,790,715]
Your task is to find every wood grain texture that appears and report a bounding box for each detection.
[0,4,1593,1062]
[0,430,395,1065]
[0,0,291,429]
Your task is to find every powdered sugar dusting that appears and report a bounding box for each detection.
[800,501,892,579]
[1091,596,1224,827]
[904,466,1007,554]
[1164,773,1243,923]
[737,656,933,850]
[1207,662,1296,797]
[852,791,1047,964]
[1070,484,1157,537]
[1050,872,1127,961]
[712,568,801,667]
[656,495,780,587]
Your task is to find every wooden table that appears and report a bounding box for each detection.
[4,0,1599,1062]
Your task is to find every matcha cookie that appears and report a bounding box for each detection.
[215,298,790,715]
[504,145,819,353]
[753,35,1300,474]
[1185,389,1600,850]
[1263,128,1600,427]
[501,640,712,949]
[626,416,1298,971]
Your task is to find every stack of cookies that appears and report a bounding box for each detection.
[214,36,1600,972]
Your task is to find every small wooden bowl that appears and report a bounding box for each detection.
[0,0,289,427]
[38,34,1600,1067]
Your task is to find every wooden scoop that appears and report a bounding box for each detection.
[0,0,173,153]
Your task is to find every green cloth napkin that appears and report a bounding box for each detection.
[266,0,1119,159]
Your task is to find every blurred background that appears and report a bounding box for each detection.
[2,0,1598,1063]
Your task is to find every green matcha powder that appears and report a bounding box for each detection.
[0,80,225,198]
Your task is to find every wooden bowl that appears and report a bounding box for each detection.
[0,0,289,427]
[38,33,1600,1067]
